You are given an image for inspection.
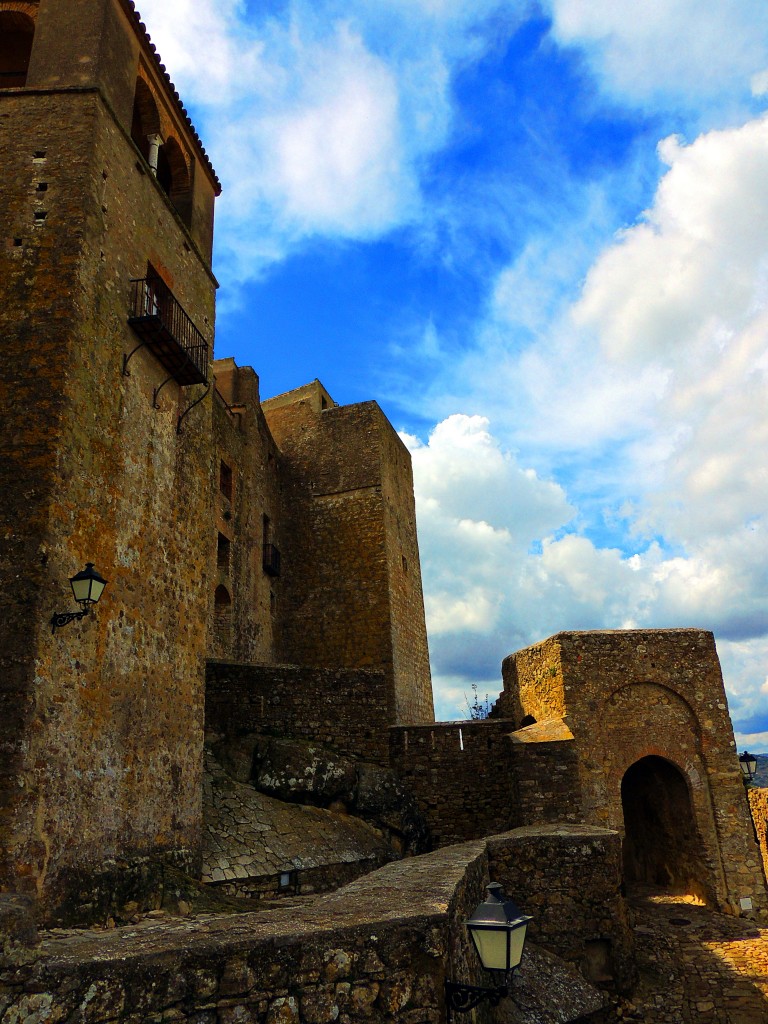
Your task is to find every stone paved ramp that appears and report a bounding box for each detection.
[618,894,768,1023]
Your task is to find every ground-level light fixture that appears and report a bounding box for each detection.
[50,562,108,635]
[739,750,758,783]
[445,882,532,1019]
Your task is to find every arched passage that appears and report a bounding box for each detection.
[621,755,713,903]
[0,11,35,87]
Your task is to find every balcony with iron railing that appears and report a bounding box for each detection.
[127,277,209,386]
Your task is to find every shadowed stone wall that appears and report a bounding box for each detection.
[0,0,219,923]
[206,661,392,764]
[0,826,632,1024]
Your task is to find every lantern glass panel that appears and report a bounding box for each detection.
[469,919,528,972]
[70,575,92,604]
[70,564,107,606]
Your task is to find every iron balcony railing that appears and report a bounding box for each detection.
[263,543,281,577]
[127,277,209,386]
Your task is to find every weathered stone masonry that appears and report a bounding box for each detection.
[0,0,434,925]
[0,826,633,1024]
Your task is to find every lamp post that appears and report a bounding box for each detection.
[739,750,758,785]
[50,562,108,634]
[445,883,532,1020]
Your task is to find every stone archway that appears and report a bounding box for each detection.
[621,755,713,903]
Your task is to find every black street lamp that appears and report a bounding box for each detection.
[50,563,108,634]
[445,882,532,1020]
[739,750,758,784]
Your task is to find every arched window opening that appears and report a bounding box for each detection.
[0,12,35,87]
[214,584,232,652]
[520,714,537,728]
[621,755,713,904]
[130,77,160,165]
[159,136,192,227]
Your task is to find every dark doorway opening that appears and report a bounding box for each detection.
[621,755,712,903]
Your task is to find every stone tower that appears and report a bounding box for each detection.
[0,0,220,923]
[263,382,434,725]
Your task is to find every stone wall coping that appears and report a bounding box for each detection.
[27,842,487,974]
[509,718,575,743]
[207,660,385,676]
[19,827,618,977]
[505,627,713,660]
[389,718,516,733]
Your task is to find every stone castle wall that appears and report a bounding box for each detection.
[0,826,631,1024]
[389,719,584,847]
[389,720,521,846]
[206,661,392,765]
[748,788,768,882]
[208,361,285,664]
[0,0,218,922]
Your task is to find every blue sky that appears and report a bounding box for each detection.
[138,0,768,750]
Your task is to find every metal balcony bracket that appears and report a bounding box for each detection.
[122,340,148,376]
[152,373,176,409]
[177,383,211,435]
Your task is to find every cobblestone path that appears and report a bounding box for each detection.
[616,894,768,1023]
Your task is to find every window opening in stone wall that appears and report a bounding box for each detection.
[621,755,713,904]
[0,12,35,88]
[214,584,232,650]
[520,714,537,727]
[219,460,233,501]
[263,514,281,576]
[131,77,160,166]
[160,136,193,227]
[216,532,230,570]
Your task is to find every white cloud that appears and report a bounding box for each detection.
[134,0,528,282]
[546,0,768,109]
[407,109,768,725]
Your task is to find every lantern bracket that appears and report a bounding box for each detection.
[444,978,508,1019]
[50,607,90,635]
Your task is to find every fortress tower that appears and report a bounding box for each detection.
[0,0,434,924]
[0,0,220,922]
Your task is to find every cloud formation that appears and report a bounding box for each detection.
[136,0,525,282]
[546,0,768,111]
[407,107,768,739]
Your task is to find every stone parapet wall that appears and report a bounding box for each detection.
[0,826,630,1024]
[389,720,521,845]
[206,661,391,764]
[488,825,637,994]
[390,719,584,846]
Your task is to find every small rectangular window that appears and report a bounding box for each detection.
[219,460,233,501]
[217,533,230,570]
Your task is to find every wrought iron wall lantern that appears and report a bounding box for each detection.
[50,563,108,635]
[445,882,532,1020]
[739,750,758,783]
